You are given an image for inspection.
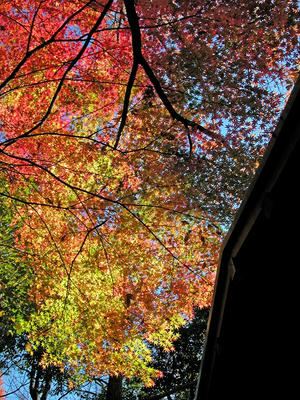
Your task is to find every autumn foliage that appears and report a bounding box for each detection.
[0,375,5,399]
[0,0,299,387]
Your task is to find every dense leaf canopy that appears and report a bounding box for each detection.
[0,0,299,389]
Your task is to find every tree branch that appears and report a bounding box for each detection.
[119,0,229,155]
[1,149,208,277]
[3,0,114,148]
[141,382,194,400]
[114,60,139,149]
[0,1,96,92]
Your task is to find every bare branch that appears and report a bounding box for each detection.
[0,381,29,398]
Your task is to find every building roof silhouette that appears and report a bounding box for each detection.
[195,76,300,400]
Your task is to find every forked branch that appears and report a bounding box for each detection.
[115,0,228,154]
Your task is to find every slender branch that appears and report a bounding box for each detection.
[0,191,71,210]
[0,150,113,205]
[141,381,195,400]
[121,203,210,281]
[26,1,44,53]
[0,0,96,92]
[3,0,114,148]
[29,204,68,275]
[0,77,150,99]
[70,220,107,268]
[1,149,207,275]
[63,219,107,308]
[0,381,29,398]
[114,60,139,149]
[121,201,223,231]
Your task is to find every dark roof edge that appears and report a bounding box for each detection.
[223,74,300,255]
[195,74,300,399]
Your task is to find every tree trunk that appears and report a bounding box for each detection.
[106,375,123,400]
[29,364,40,400]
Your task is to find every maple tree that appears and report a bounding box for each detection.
[0,0,299,396]
[122,307,209,400]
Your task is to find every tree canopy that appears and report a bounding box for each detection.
[0,0,299,394]
[122,307,209,400]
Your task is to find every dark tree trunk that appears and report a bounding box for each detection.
[106,375,123,400]
[29,350,53,400]
[29,364,40,400]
